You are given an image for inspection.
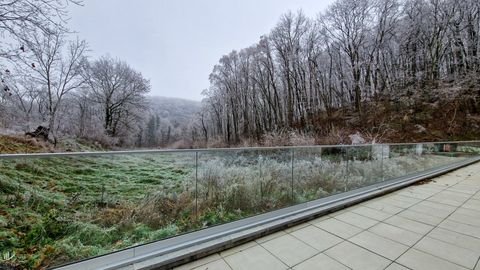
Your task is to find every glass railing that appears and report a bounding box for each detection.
[1,141,479,269]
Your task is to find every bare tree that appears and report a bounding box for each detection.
[83,56,150,137]
[0,0,82,59]
[319,0,374,113]
[7,73,42,126]
[17,30,87,142]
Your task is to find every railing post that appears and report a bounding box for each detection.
[195,151,198,221]
[421,144,426,171]
[381,144,385,181]
[259,154,263,200]
[291,148,295,202]
[344,147,350,192]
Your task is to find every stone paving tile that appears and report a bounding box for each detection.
[462,204,480,213]
[307,215,330,225]
[439,219,480,238]
[462,199,480,211]
[404,186,442,196]
[384,215,434,235]
[381,196,419,208]
[427,192,469,207]
[292,253,348,270]
[255,230,286,244]
[174,254,223,270]
[397,248,468,270]
[334,211,379,229]
[325,241,391,270]
[449,212,480,227]
[394,190,433,200]
[447,184,478,195]
[349,231,409,260]
[415,200,457,213]
[407,203,453,219]
[191,259,232,270]
[456,207,480,218]
[328,208,350,217]
[413,236,479,269]
[463,185,480,191]
[368,222,423,247]
[432,177,462,187]
[289,225,342,252]
[386,193,423,206]
[219,241,258,258]
[384,263,410,270]
[283,222,310,234]
[428,227,480,253]
[425,197,465,207]
[260,234,319,267]
[440,189,472,199]
[223,245,288,270]
[314,218,363,239]
[361,200,404,215]
[397,209,444,226]
[350,205,392,221]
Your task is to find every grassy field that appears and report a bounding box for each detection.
[0,153,198,269]
[0,143,472,269]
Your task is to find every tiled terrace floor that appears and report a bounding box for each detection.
[175,162,480,270]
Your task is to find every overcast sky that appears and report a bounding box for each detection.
[69,0,335,101]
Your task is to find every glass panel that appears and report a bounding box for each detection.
[345,145,384,190]
[293,146,347,203]
[384,144,419,179]
[423,143,463,168]
[196,148,292,228]
[457,142,480,156]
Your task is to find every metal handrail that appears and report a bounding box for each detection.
[0,140,478,159]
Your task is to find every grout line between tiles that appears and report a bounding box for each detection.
[387,171,480,269]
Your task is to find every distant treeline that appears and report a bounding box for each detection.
[200,0,480,145]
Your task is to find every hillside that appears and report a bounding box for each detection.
[0,135,106,155]
[140,96,202,147]
[199,1,480,147]
[0,136,47,154]
[148,96,201,127]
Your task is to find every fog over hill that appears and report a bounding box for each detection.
[148,96,201,126]
[139,96,202,147]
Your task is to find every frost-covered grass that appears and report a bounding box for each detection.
[0,154,194,269]
[0,148,473,269]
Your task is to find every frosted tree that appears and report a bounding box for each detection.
[16,30,86,142]
[82,56,150,137]
[0,0,82,59]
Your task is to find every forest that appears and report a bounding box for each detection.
[200,0,480,146]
